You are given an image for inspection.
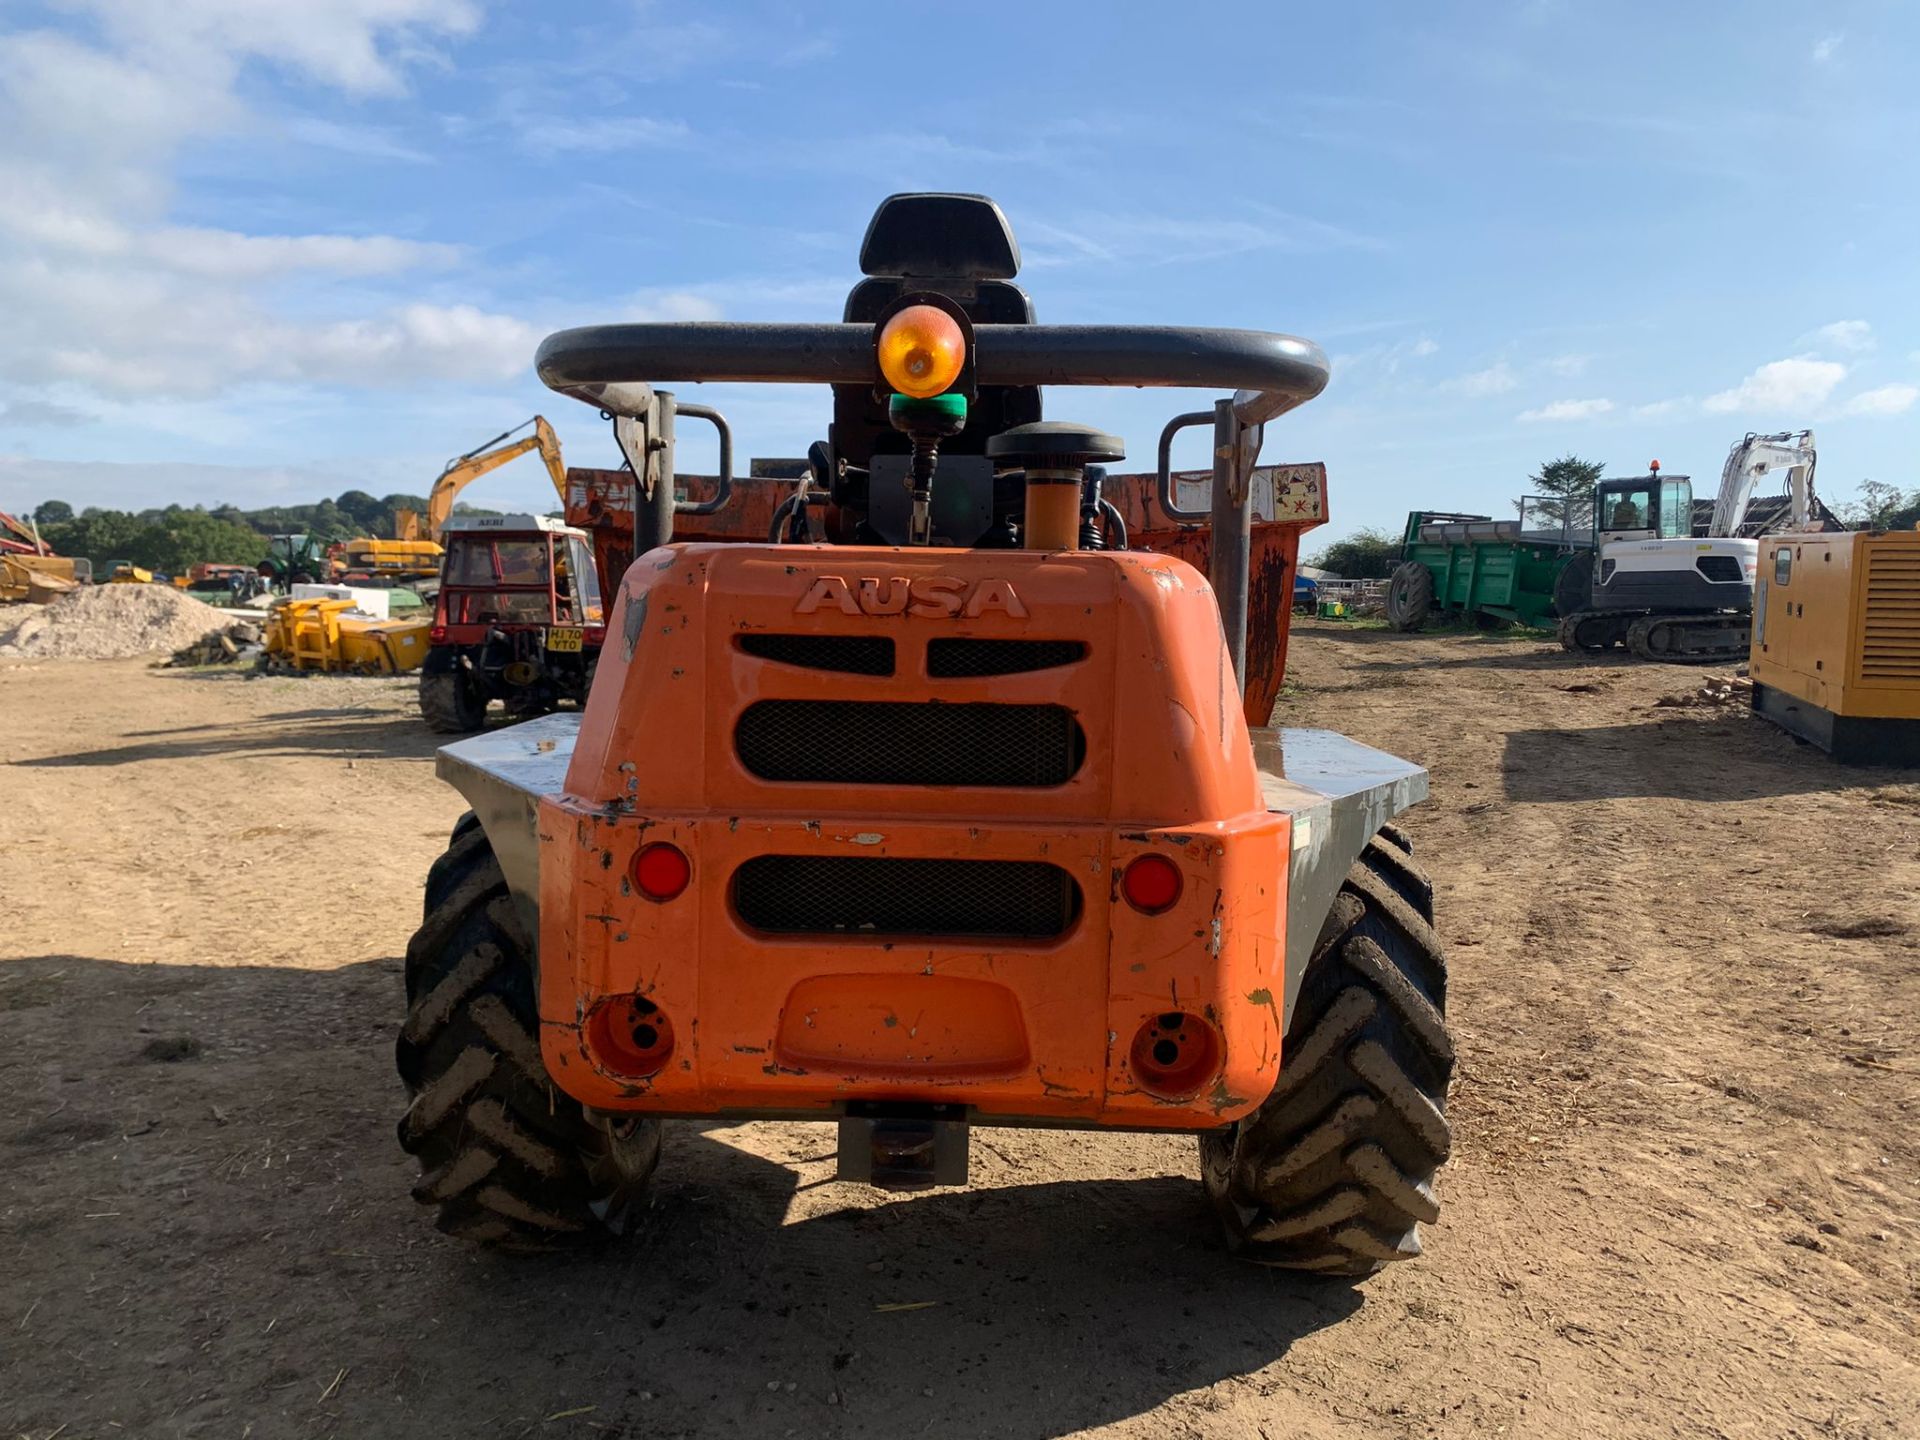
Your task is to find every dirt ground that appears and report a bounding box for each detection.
[3,624,1917,1440]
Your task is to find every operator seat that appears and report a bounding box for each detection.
[829,193,1043,529]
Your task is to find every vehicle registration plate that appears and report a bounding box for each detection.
[546,627,584,653]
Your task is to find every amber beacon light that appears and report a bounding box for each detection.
[876,304,966,398]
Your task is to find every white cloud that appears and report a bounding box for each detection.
[1702,357,1847,414]
[1027,206,1385,269]
[298,304,542,383]
[0,204,458,279]
[71,0,481,97]
[1843,383,1919,418]
[282,116,433,164]
[1333,335,1442,379]
[1545,354,1588,377]
[0,0,512,406]
[0,398,92,428]
[1518,398,1614,422]
[1813,32,1843,62]
[1632,397,1692,420]
[1445,361,1517,397]
[625,292,726,323]
[1805,319,1873,353]
[517,115,693,153]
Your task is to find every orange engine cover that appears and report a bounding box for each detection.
[536,544,1289,1129]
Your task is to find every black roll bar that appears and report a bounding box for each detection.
[535,323,1329,428]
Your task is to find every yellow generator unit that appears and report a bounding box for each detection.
[263,597,431,674]
[1750,528,1920,764]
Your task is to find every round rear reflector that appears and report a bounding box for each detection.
[1128,1011,1223,1099]
[1121,854,1182,913]
[630,842,691,902]
[587,995,676,1078]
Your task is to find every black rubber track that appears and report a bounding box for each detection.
[1385,561,1433,632]
[396,820,661,1248]
[1201,822,1453,1275]
[419,669,487,734]
[1558,613,1621,653]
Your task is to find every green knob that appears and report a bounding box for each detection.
[888,392,968,434]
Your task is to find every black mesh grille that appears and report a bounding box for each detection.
[737,633,894,675]
[1696,556,1742,583]
[734,856,1080,938]
[736,700,1083,786]
[927,638,1088,677]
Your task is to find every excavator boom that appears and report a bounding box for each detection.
[422,416,569,541]
[1709,430,1816,537]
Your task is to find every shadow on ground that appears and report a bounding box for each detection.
[10,710,442,767]
[1305,624,1608,675]
[1,955,1360,1440]
[1501,717,1905,802]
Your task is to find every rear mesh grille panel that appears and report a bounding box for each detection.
[927,638,1089,678]
[1696,555,1742,583]
[736,701,1084,786]
[1862,548,1920,681]
[737,633,894,676]
[734,856,1080,938]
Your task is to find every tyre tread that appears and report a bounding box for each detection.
[1204,834,1454,1275]
[396,831,660,1247]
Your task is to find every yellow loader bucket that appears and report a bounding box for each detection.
[263,597,430,674]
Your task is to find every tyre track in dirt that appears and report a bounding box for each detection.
[1,635,1916,1439]
[1279,622,1918,1438]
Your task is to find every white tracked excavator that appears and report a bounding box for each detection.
[1557,430,1817,663]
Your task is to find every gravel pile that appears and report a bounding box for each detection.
[0,584,235,661]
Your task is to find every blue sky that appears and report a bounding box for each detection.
[0,0,1914,543]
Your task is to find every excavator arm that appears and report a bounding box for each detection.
[1709,430,1817,536]
[425,416,569,540]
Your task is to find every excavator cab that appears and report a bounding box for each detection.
[1594,472,1693,544]
[394,193,1455,1277]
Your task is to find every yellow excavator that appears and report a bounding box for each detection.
[398,415,569,544]
[338,417,571,582]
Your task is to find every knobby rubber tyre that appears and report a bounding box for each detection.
[396,819,662,1248]
[1201,823,1453,1275]
[1385,562,1433,632]
[419,668,488,734]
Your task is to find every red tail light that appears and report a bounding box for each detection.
[1121,854,1182,913]
[630,843,691,902]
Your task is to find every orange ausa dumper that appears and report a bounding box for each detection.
[397,195,1452,1275]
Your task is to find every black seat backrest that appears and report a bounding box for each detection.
[831,194,1042,510]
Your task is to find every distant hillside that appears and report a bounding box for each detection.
[27,490,503,573]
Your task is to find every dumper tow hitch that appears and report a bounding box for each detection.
[837,1105,970,1190]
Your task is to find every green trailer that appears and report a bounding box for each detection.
[1385,504,1588,630]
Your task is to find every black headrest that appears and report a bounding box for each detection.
[859,193,1020,279]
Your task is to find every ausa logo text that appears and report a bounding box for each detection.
[795,575,1028,619]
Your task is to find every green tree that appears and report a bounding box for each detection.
[1526,454,1606,530]
[334,489,387,532]
[31,499,73,526]
[40,509,146,569]
[40,508,268,573]
[1310,528,1401,580]
[126,510,270,573]
[1838,479,1916,531]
